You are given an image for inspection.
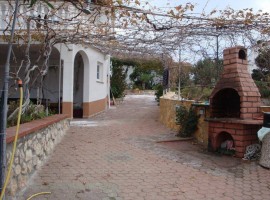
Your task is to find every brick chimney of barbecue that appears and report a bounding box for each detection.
[210,46,261,119]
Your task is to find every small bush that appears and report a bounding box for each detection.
[175,105,199,138]
[255,80,270,98]
[7,102,50,127]
[181,86,212,101]
[154,84,163,102]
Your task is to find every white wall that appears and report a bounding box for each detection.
[59,44,109,104]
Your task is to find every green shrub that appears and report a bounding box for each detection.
[181,86,212,101]
[175,105,199,138]
[7,102,50,127]
[255,80,270,98]
[154,84,163,102]
[111,58,127,98]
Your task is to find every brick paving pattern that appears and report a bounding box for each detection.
[17,95,270,200]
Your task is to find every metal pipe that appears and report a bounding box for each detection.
[0,0,20,198]
[108,56,111,109]
[58,44,62,114]
[178,48,181,100]
[216,35,219,80]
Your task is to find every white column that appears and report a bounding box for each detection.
[105,54,111,109]
[61,44,74,103]
[82,50,90,103]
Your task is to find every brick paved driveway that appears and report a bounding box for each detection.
[19,95,269,200]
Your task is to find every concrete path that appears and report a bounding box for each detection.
[18,95,269,200]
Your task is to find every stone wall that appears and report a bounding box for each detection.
[159,97,194,130]
[193,104,210,145]
[5,115,70,196]
[159,97,209,146]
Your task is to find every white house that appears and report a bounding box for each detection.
[0,0,111,118]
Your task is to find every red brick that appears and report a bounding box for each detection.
[241,113,253,119]
[242,86,251,91]
[239,63,248,69]
[214,128,228,134]
[224,53,237,60]
[238,91,248,96]
[240,108,248,113]
[209,122,224,128]
[223,73,236,79]
[223,49,230,55]
[224,123,243,129]
[247,91,260,96]
[235,146,246,152]
[209,127,215,132]
[248,108,259,113]
[246,82,256,87]
[230,58,238,64]
[238,63,248,68]
[224,128,236,134]
[235,129,245,135]
[241,102,253,107]
[241,73,250,78]
[247,97,260,102]
[229,46,244,54]
[225,63,238,69]
[252,113,262,119]
[242,135,258,141]
[235,140,252,147]
[237,65,247,71]
[240,97,248,102]
[242,60,248,65]
[250,87,260,93]
[233,135,245,141]
[223,60,230,65]
[238,77,247,82]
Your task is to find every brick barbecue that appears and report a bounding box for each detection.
[208,46,263,157]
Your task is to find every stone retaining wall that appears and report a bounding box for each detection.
[5,115,70,196]
[159,97,209,146]
[159,97,194,130]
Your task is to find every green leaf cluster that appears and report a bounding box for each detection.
[192,58,223,87]
[7,101,50,127]
[111,58,127,98]
[154,84,163,103]
[128,59,163,90]
[23,0,54,9]
[175,105,199,138]
[181,86,212,101]
[255,47,270,74]
[254,80,270,98]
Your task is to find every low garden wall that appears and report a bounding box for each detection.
[159,97,209,146]
[125,89,155,95]
[5,114,70,196]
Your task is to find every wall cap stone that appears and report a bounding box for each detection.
[6,114,69,144]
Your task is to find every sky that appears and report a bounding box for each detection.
[147,0,270,13]
[139,0,270,64]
